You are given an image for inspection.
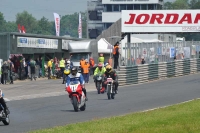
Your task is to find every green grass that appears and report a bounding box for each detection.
[30,99,200,133]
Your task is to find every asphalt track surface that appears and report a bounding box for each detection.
[1,73,200,133]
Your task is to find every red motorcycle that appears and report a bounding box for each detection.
[66,81,86,112]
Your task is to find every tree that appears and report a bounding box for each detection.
[60,12,87,38]
[163,2,173,9]
[37,16,53,35]
[16,11,37,33]
[172,0,189,9]
[0,12,6,32]
[5,21,18,32]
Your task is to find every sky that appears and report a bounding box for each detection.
[0,0,88,21]
[0,0,175,21]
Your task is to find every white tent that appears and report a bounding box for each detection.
[98,38,113,54]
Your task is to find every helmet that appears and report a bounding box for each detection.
[98,63,103,69]
[67,60,70,64]
[106,65,112,73]
[71,66,78,76]
[64,69,70,75]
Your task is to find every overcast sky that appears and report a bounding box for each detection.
[0,0,88,21]
[0,0,175,21]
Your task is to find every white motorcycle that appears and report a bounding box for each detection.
[106,77,115,100]
[66,81,86,112]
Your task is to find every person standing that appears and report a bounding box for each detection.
[30,59,36,81]
[82,59,90,83]
[1,61,9,84]
[47,59,53,79]
[113,42,120,69]
[89,57,95,75]
[80,57,85,74]
[59,58,65,78]
[98,53,104,65]
[8,59,14,84]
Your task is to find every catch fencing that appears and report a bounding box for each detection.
[118,58,200,86]
[121,41,200,66]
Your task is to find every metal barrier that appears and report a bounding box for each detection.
[118,58,200,86]
[122,41,200,66]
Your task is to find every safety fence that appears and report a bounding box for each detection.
[118,58,200,86]
[121,41,200,66]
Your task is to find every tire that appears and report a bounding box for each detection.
[107,85,111,100]
[72,96,79,112]
[80,103,86,111]
[2,114,10,125]
[97,82,100,94]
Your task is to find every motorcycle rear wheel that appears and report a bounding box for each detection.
[72,96,79,112]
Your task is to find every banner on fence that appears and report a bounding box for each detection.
[170,47,175,58]
[17,37,58,49]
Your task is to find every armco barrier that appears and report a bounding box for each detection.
[118,58,200,86]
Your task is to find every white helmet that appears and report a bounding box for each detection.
[67,60,70,64]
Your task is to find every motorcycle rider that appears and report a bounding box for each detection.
[93,63,106,90]
[0,89,9,115]
[104,65,119,94]
[66,67,88,101]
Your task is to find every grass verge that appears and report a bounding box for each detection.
[30,99,200,133]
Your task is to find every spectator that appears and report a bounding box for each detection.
[30,58,36,81]
[82,59,90,83]
[1,61,9,84]
[113,42,120,69]
[141,57,145,64]
[47,59,53,79]
[89,57,95,75]
[98,53,104,65]
[8,59,14,84]
[80,57,85,74]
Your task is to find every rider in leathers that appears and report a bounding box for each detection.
[66,67,88,101]
[103,65,119,94]
[0,89,9,115]
[93,63,106,90]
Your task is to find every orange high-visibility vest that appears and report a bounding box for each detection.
[82,64,90,73]
[80,60,86,68]
[113,46,119,55]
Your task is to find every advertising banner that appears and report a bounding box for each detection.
[170,47,175,58]
[17,37,58,49]
[122,10,200,33]
[53,13,60,36]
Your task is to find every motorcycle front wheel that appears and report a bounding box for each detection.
[97,82,101,94]
[2,114,10,125]
[72,96,79,112]
[107,85,111,100]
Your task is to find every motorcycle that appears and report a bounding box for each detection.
[95,73,105,94]
[0,90,10,125]
[106,76,115,100]
[66,81,86,112]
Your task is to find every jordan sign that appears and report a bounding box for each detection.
[121,10,200,33]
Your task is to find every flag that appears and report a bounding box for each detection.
[18,24,21,33]
[53,13,60,36]
[21,25,26,33]
[78,13,82,38]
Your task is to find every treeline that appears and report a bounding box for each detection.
[0,11,87,38]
